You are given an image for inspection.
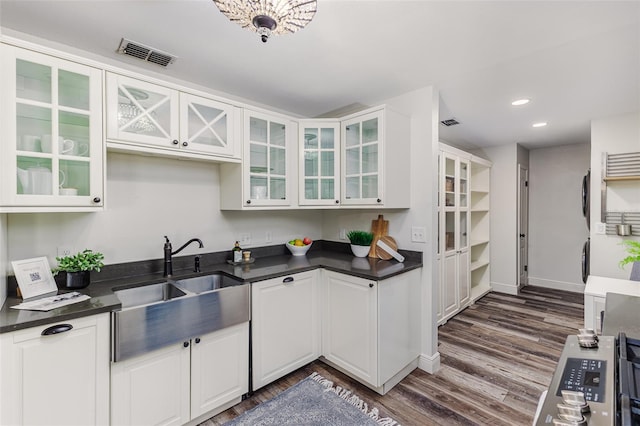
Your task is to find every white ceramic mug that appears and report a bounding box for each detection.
[59,139,76,155]
[21,135,41,152]
[73,142,89,157]
[59,187,78,196]
[252,186,267,199]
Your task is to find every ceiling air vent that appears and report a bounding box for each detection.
[440,118,460,127]
[116,38,177,67]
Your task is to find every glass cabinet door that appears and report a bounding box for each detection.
[106,73,178,147]
[179,93,235,156]
[341,110,383,205]
[2,45,103,208]
[244,111,289,206]
[299,121,340,206]
[441,152,470,253]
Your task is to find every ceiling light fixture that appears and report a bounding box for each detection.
[511,99,530,106]
[212,0,317,43]
[532,122,547,128]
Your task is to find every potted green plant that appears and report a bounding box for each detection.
[619,240,640,281]
[54,249,105,289]
[346,230,374,258]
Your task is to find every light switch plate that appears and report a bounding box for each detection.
[595,222,606,235]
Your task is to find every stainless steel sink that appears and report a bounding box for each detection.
[112,274,250,362]
[114,282,186,308]
[173,273,243,294]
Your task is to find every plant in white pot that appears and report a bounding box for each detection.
[346,230,373,258]
[619,240,640,281]
[54,249,104,289]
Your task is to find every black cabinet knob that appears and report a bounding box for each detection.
[376,198,382,203]
[183,341,190,348]
[182,141,188,147]
[246,200,251,204]
[172,140,179,145]
[335,200,339,204]
[195,337,201,344]
[520,234,526,238]
[369,283,374,288]
[93,197,101,203]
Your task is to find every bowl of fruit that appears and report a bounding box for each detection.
[286,237,313,256]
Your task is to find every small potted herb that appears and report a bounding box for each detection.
[54,249,105,289]
[346,230,374,258]
[619,240,640,281]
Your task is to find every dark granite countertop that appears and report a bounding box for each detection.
[1,241,422,334]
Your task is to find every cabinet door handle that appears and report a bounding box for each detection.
[183,341,190,348]
[92,197,101,203]
[41,324,73,336]
[376,198,382,203]
[335,200,339,204]
[369,283,374,288]
[182,141,188,147]
[172,140,179,145]
[195,337,201,344]
[283,276,294,283]
[246,200,251,204]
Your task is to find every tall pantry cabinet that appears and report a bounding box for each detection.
[437,143,491,325]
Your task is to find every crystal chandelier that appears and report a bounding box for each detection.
[212,0,317,43]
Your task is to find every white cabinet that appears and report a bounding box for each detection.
[298,120,341,206]
[321,269,421,394]
[251,271,320,390]
[106,73,240,161]
[0,44,105,212]
[0,313,110,425]
[438,147,471,325]
[340,106,410,208]
[220,109,296,209]
[111,323,249,425]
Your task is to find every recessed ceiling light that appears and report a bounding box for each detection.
[532,122,547,128]
[511,99,530,106]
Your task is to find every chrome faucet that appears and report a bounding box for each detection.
[163,236,204,277]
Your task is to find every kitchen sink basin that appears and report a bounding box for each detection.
[114,282,186,308]
[112,274,250,362]
[173,273,243,294]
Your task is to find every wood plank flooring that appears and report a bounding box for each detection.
[201,285,584,426]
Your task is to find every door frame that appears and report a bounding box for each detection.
[517,164,529,288]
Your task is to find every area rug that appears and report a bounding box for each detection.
[224,372,400,426]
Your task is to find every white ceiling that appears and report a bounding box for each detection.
[1,0,639,150]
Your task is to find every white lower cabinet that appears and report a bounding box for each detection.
[251,271,319,390]
[110,322,249,426]
[321,269,421,395]
[0,313,110,426]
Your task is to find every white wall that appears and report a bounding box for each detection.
[590,111,640,278]
[321,86,441,372]
[528,143,590,291]
[7,153,324,266]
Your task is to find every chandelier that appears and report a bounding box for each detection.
[212,0,317,43]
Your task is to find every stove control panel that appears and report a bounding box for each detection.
[535,335,615,426]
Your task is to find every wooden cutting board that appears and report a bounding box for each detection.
[376,235,398,260]
[368,214,389,258]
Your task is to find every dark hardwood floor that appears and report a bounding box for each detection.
[202,285,584,426]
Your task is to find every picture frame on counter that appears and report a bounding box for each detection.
[11,257,58,300]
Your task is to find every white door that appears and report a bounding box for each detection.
[191,324,249,418]
[518,165,529,287]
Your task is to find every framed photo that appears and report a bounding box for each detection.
[11,257,57,300]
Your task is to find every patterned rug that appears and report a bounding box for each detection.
[224,372,399,426]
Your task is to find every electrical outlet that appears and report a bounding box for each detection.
[57,245,74,257]
[339,229,347,240]
[239,233,251,246]
[411,226,427,243]
[265,231,272,243]
[595,222,606,235]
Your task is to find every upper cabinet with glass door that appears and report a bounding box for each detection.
[340,106,410,208]
[106,73,239,161]
[242,110,292,207]
[298,120,340,207]
[0,44,104,211]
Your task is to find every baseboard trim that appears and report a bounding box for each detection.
[418,351,440,374]
[491,281,519,295]
[527,277,585,293]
